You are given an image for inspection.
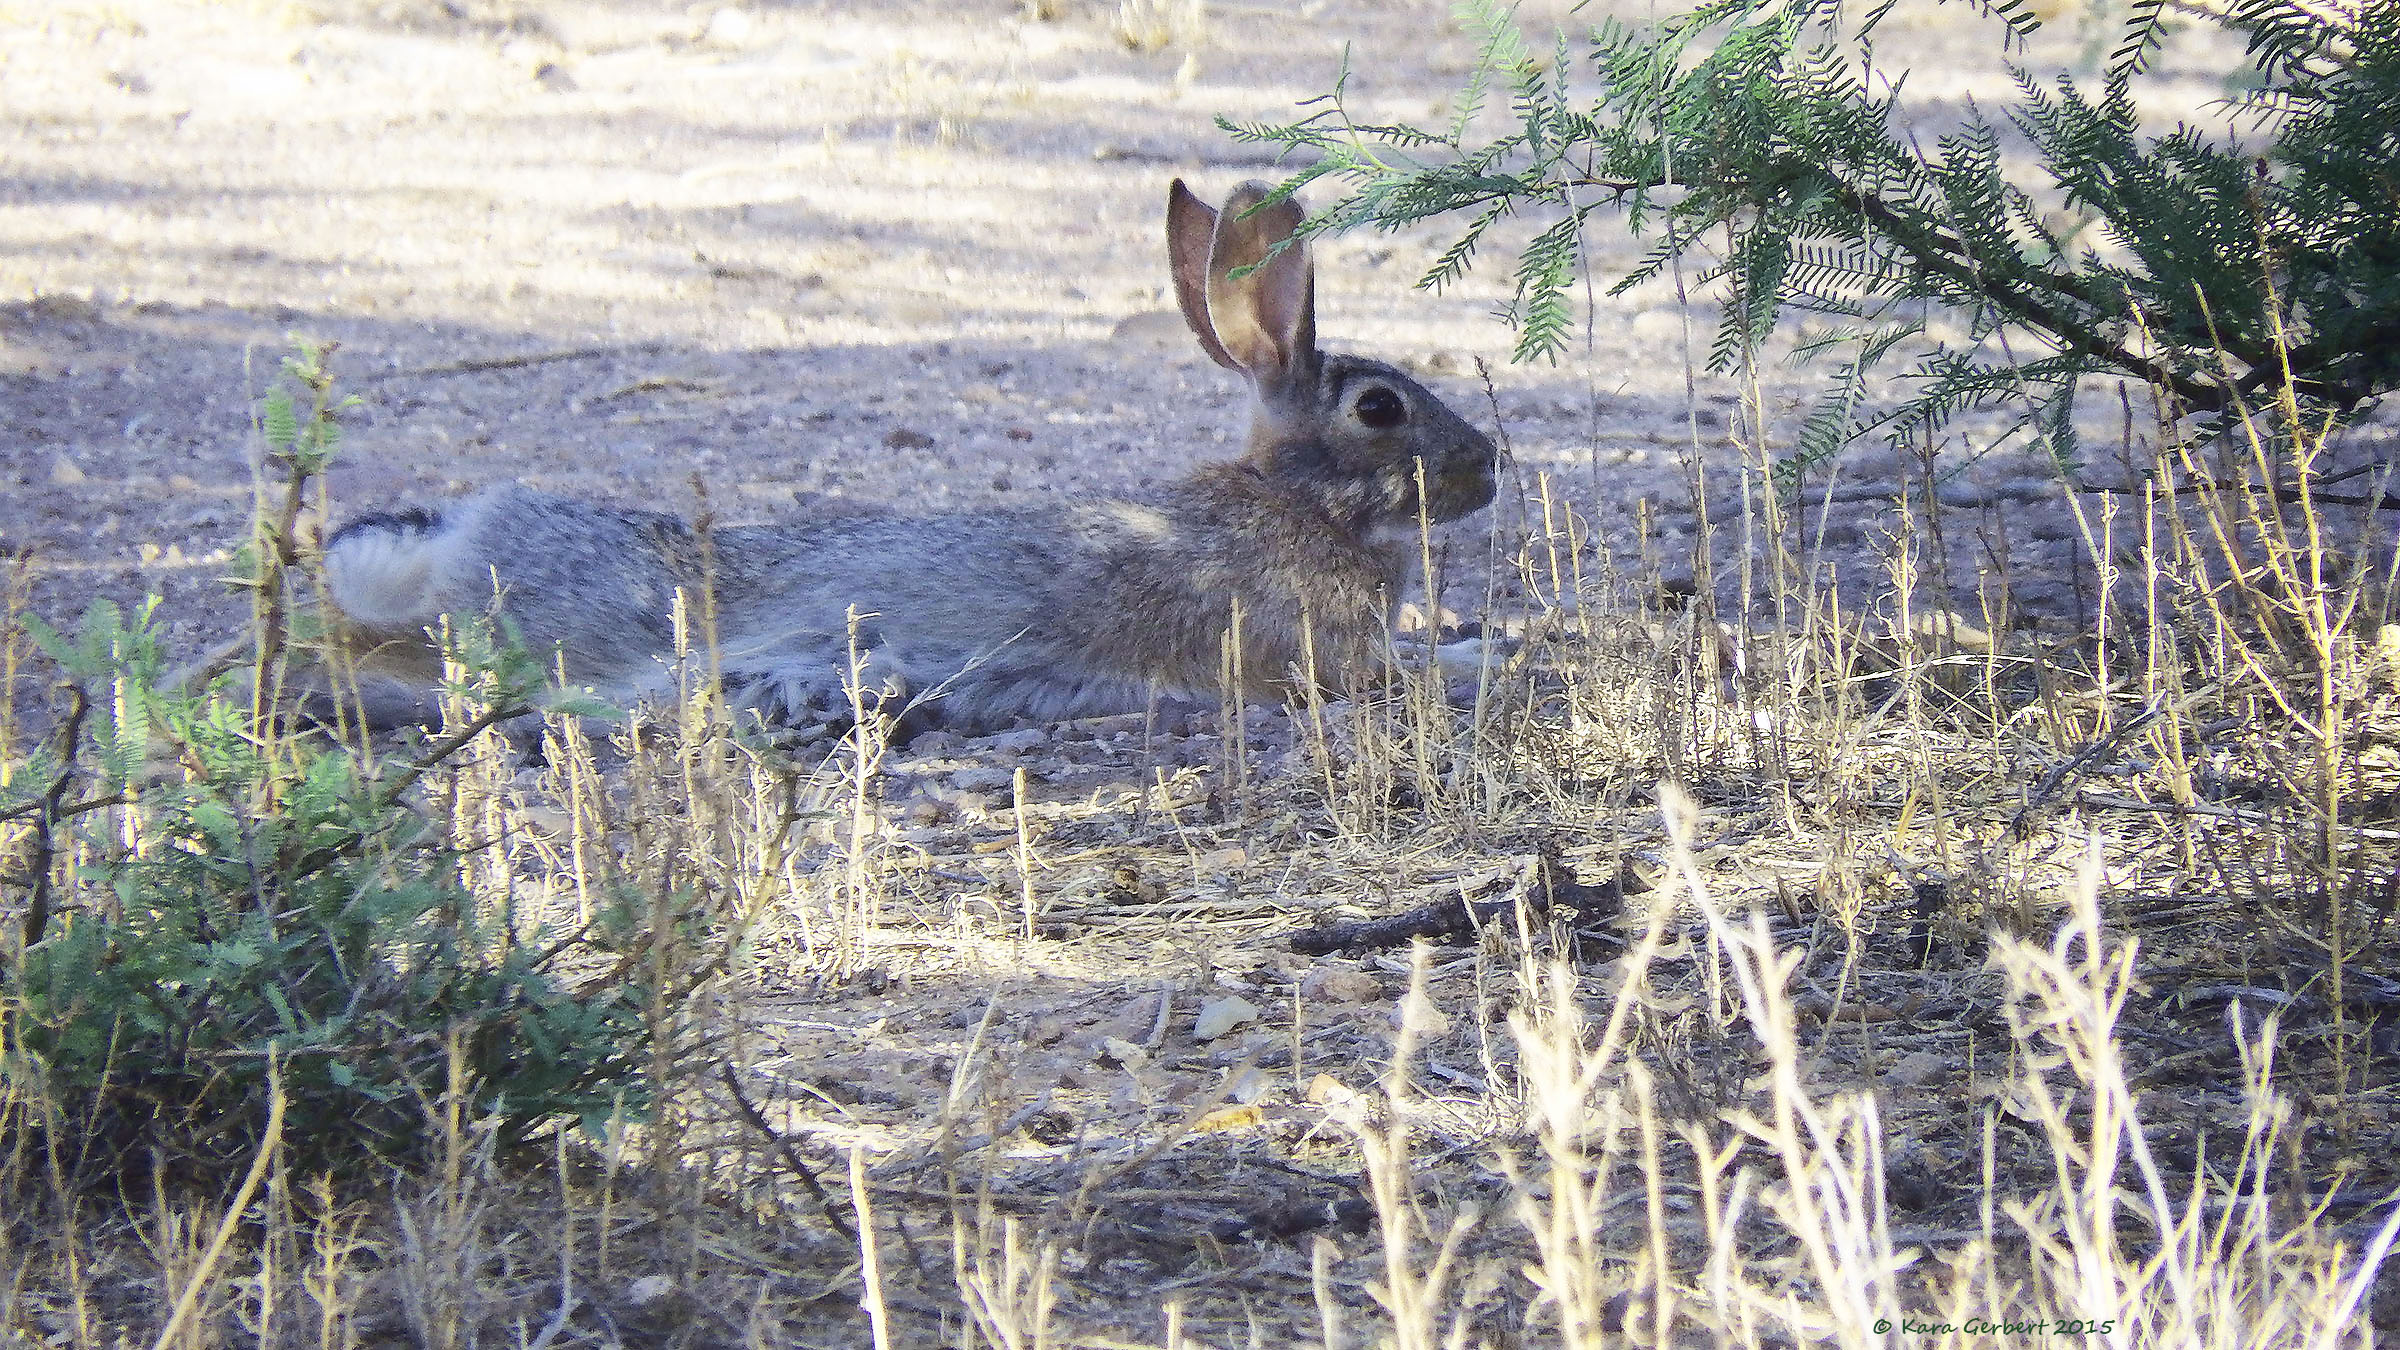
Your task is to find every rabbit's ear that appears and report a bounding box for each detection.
[1204,181,1317,389]
[1167,179,1239,371]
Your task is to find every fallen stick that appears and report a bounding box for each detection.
[1211,1191,1376,1243]
[718,1065,855,1240]
[1291,850,1625,955]
[367,342,667,381]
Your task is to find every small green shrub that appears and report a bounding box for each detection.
[0,345,650,1175]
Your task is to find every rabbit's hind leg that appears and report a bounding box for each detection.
[724,641,919,742]
[928,662,1156,735]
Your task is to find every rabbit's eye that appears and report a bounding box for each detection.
[1353,386,1407,430]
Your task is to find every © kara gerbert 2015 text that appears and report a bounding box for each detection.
[1874,1318,2119,1336]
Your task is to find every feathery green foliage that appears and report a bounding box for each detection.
[1226,0,2400,477]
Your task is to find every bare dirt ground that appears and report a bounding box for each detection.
[15,2,2396,1345]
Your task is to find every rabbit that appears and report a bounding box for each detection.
[317,179,1500,737]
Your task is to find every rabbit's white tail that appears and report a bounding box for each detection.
[321,507,463,632]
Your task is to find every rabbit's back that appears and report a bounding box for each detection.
[708,481,1403,726]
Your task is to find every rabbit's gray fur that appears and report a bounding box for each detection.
[321,180,1500,735]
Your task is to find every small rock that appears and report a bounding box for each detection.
[983,727,1049,754]
[1884,1050,1948,1088]
[1305,1073,1356,1106]
[922,782,990,815]
[1300,968,1380,1003]
[1392,1000,1451,1039]
[949,766,1014,794]
[49,455,86,487]
[1097,1036,1148,1068]
[1094,991,1165,1045]
[1194,1103,1264,1132]
[1022,1108,1077,1145]
[625,1274,676,1307]
[1193,995,1260,1041]
[905,729,961,756]
[883,426,937,449]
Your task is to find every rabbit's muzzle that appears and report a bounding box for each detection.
[1430,461,1498,522]
[1421,439,1500,524]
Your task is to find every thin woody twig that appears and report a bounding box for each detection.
[718,1064,856,1240]
[1291,850,1624,955]
[19,685,94,947]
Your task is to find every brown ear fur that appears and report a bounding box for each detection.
[1166,179,1239,371]
[1202,181,1316,387]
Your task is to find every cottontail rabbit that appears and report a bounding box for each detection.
[320,180,1499,734]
